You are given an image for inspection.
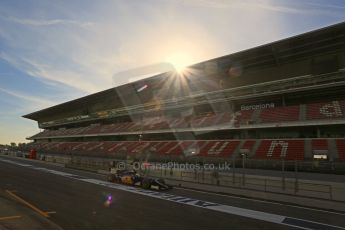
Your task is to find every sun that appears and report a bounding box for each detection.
[165,52,194,73]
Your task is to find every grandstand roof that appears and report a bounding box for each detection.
[23,21,345,122]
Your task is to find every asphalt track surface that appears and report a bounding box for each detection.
[1,156,345,230]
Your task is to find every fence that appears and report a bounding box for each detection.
[2,151,345,201]
[139,165,336,201]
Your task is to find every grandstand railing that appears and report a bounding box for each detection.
[31,96,345,140]
[38,70,345,128]
[30,119,345,140]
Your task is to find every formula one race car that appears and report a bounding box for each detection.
[107,169,172,191]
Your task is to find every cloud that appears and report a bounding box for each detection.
[169,0,345,17]
[0,0,301,97]
[1,12,210,93]
[240,1,339,16]
[0,87,55,108]
[0,51,106,94]
[1,0,341,99]
[304,2,345,10]
[171,0,232,8]
[23,58,105,93]
[5,16,94,28]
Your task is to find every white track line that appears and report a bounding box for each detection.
[1,158,345,230]
[174,187,345,216]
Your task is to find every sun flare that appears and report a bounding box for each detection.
[165,52,194,73]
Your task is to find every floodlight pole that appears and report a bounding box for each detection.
[281,157,285,190]
[232,155,236,185]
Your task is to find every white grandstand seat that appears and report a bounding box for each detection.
[255,140,304,160]
[306,101,345,120]
[198,140,240,157]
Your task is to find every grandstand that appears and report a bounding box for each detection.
[23,22,345,166]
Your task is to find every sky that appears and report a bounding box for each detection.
[0,0,345,144]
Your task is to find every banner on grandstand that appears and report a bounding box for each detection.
[241,103,275,111]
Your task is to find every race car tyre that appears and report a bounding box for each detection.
[107,174,116,182]
[159,184,169,190]
[141,178,152,189]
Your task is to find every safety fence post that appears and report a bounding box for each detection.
[282,158,286,190]
[294,160,299,194]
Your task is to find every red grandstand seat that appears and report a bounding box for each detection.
[83,125,103,134]
[35,142,51,150]
[32,130,50,138]
[71,142,89,152]
[336,139,345,161]
[57,142,73,154]
[128,122,142,132]
[106,142,124,153]
[107,142,131,153]
[306,101,345,120]
[166,141,195,156]
[67,127,84,135]
[311,139,328,150]
[129,142,153,154]
[216,113,232,125]
[156,141,180,155]
[111,122,133,132]
[86,142,103,151]
[93,142,115,154]
[184,141,207,157]
[98,124,118,134]
[74,142,95,155]
[48,142,67,153]
[233,110,254,127]
[212,111,254,128]
[259,105,299,123]
[148,141,168,153]
[142,119,162,130]
[240,140,256,153]
[190,113,220,128]
[169,118,189,129]
[118,142,140,153]
[198,140,240,157]
[255,140,304,160]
